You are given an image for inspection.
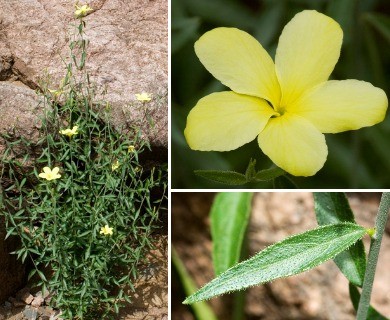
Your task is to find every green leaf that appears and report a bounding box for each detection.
[173,248,218,320]
[349,283,389,320]
[254,166,285,182]
[314,192,355,223]
[184,223,367,304]
[211,193,253,275]
[244,159,257,181]
[37,269,47,282]
[194,170,247,185]
[313,193,366,286]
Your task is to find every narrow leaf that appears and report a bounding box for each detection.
[349,283,389,320]
[314,193,366,286]
[184,223,367,304]
[172,248,218,320]
[254,166,285,181]
[245,159,257,181]
[211,193,253,275]
[195,170,247,185]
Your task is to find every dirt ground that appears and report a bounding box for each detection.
[172,192,390,320]
[0,233,167,320]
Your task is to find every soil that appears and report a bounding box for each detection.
[172,192,390,320]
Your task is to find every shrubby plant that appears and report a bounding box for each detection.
[0,5,166,319]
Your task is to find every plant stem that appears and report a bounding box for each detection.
[356,192,390,320]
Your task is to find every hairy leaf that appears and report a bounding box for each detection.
[254,166,285,181]
[194,170,247,185]
[184,223,367,304]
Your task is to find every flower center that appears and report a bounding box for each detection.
[266,100,285,116]
[274,104,286,115]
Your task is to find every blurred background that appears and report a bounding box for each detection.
[171,0,390,189]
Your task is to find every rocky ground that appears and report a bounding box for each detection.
[0,235,167,320]
[0,0,168,149]
[172,192,390,320]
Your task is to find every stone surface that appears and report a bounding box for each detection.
[15,289,33,306]
[0,216,26,304]
[0,0,167,148]
[0,82,44,154]
[30,294,43,308]
[22,307,37,320]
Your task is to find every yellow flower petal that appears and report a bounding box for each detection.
[290,80,388,133]
[258,113,327,176]
[195,28,281,106]
[135,92,152,101]
[43,167,51,174]
[185,91,277,151]
[289,80,388,133]
[275,10,343,108]
[112,160,120,171]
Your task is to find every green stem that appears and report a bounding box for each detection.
[356,192,390,320]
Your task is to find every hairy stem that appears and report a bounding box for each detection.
[356,192,390,319]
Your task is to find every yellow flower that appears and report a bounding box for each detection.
[100,224,113,236]
[38,167,61,181]
[112,160,120,171]
[128,145,135,153]
[135,92,152,102]
[184,10,388,177]
[59,125,79,137]
[134,166,141,173]
[48,89,63,97]
[74,4,93,18]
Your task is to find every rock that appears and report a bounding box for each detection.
[23,307,38,320]
[31,292,44,307]
[16,288,34,305]
[49,311,62,320]
[0,0,167,149]
[0,81,44,158]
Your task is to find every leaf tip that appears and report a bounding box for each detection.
[182,297,192,305]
